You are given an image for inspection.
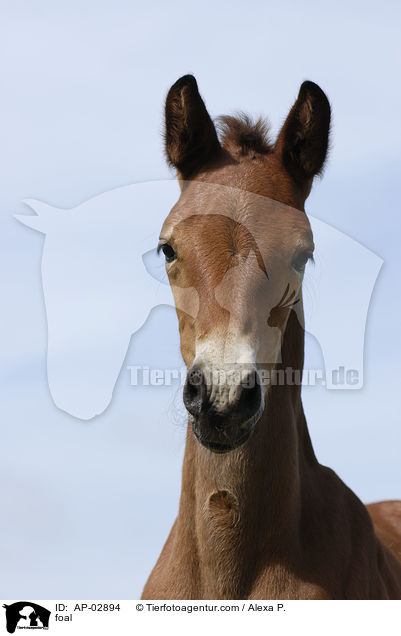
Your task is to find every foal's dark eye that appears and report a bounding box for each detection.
[159,243,177,263]
[292,251,313,273]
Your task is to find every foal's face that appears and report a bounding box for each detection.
[161,76,330,452]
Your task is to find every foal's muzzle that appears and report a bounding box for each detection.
[183,365,263,453]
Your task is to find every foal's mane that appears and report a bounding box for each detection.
[217,113,273,158]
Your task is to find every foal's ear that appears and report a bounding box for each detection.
[165,75,221,180]
[276,81,331,192]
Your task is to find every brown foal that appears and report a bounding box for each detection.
[142,75,401,599]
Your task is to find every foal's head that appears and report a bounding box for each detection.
[159,75,330,453]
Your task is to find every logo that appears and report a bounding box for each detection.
[2,603,50,633]
[15,180,383,419]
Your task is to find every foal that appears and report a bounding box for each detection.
[142,75,401,599]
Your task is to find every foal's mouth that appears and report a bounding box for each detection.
[190,404,264,454]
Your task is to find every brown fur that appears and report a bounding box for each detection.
[142,76,401,599]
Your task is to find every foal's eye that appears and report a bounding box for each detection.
[159,243,177,263]
[292,251,313,273]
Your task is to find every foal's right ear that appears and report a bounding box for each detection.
[276,81,331,194]
[165,75,221,181]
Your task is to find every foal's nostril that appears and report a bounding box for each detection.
[183,366,208,418]
[238,371,261,420]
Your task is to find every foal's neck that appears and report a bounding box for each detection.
[178,310,318,596]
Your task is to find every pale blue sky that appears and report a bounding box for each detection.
[0,0,400,598]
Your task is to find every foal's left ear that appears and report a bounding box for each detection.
[276,81,331,193]
[165,75,221,180]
